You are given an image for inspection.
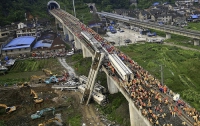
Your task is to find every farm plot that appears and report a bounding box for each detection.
[0,58,65,85]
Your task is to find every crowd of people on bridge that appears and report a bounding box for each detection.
[50,8,200,126]
[80,17,200,126]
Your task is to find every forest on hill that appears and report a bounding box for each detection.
[0,0,174,26]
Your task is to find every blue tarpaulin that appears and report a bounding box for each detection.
[191,15,199,19]
[153,2,159,6]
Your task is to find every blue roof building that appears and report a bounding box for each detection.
[33,39,53,49]
[32,32,65,53]
[1,36,36,56]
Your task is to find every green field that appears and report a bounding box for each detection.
[120,43,200,110]
[186,22,200,31]
[150,27,200,50]
[0,58,64,85]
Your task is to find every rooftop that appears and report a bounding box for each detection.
[2,36,35,50]
[33,39,53,49]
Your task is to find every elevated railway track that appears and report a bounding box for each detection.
[97,11,200,39]
[49,7,197,126]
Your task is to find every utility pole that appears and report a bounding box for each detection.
[72,0,76,17]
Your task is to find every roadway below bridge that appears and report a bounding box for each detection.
[49,6,197,126]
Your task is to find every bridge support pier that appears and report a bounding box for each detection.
[194,39,199,46]
[74,37,82,49]
[68,31,74,42]
[166,33,171,39]
[63,26,68,36]
[63,26,69,41]
[55,18,63,29]
[82,46,92,58]
[58,22,62,29]
[129,103,135,126]
[106,75,119,94]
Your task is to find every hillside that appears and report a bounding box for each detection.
[0,0,173,26]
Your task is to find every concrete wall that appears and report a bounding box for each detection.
[1,47,31,56]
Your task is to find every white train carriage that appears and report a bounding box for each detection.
[81,31,101,53]
[108,53,133,81]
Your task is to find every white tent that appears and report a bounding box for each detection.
[173,94,180,101]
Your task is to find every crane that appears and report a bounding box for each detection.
[0,104,16,114]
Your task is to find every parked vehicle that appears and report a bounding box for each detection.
[124,39,132,43]
[31,107,55,119]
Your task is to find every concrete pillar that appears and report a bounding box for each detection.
[82,46,92,58]
[58,21,62,29]
[68,31,74,42]
[106,75,119,94]
[63,26,68,36]
[55,18,59,25]
[129,103,135,126]
[194,39,199,46]
[74,37,82,49]
[166,33,171,39]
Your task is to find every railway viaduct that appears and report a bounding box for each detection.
[47,1,195,126]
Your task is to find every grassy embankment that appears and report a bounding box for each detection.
[120,43,200,111]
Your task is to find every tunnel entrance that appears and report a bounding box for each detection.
[89,6,93,11]
[47,1,60,10]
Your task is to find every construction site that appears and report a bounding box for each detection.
[0,55,116,126]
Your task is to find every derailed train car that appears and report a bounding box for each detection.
[78,75,107,105]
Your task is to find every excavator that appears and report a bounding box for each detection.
[31,107,55,119]
[0,104,16,114]
[42,69,53,76]
[45,75,59,84]
[30,89,44,104]
[30,75,45,83]
[17,82,30,88]
[38,117,62,126]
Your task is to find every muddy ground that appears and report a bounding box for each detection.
[0,84,107,126]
